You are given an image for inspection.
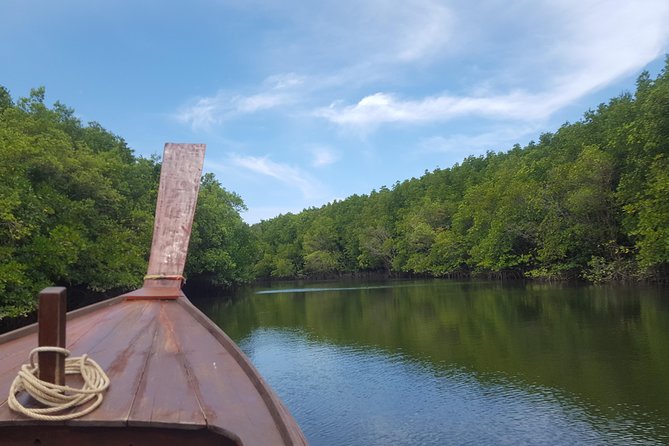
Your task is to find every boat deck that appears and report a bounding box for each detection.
[0,295,306,445]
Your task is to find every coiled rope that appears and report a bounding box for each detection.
[8,346,110,421]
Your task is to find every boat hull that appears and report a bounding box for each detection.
[0,295,307,445]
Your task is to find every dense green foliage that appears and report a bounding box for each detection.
[0,87,255,317]
[2,61,668,316]
[253,60,669,282]
[186,173,258,286]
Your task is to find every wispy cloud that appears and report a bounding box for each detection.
[176,73,305,130]
[309,146,340,167]
[174,0,455,133]
[263,73,306,90]
[242,0,455,67]
[228,153,322,199]
[345,0,454,64]
[548,0,669,90]
[420,125,541,156]
[390,0,453,63]
[315,91,551,128]
[179,1,669,134]
[176,92,288,131]
[315,0,669,131]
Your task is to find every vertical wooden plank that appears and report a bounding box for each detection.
[38,287,66,385]
[146,143,206,279]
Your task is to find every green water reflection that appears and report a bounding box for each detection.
[191,280,669,444]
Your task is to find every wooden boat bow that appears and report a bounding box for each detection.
[0,143,308,445]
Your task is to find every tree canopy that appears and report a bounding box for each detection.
[2,59,668,317]
[252,59,669,283]
[0,88,255,317]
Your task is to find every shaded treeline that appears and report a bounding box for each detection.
[0,87,255,317]
[252,60,669,283]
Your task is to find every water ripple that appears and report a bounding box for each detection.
[240,328,668,446]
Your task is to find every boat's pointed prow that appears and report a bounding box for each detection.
[125,143,206,299]
[0,141,308,445]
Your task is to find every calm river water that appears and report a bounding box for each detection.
[190,280,669,446]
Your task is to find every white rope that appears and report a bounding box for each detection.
[8,346,110,421]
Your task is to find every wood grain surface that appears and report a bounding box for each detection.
[146,143,205,278]
[0,297,307,445]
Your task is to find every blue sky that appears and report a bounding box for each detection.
[2,0,669,223]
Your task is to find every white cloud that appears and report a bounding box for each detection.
[309,146,340,167]
[548,0,669,90]
[420,125,540,156]
[175,96,219,130]
[234,93,286,114]
[263,73,306,90]
[175,73,305,130]
[176,91,291,130]
[315,0,669,130]
[315,90,553,128]
[228,154,322,199]
[369,0,454,63]
[242,0,455,67]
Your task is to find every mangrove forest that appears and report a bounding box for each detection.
[1,59,668,317]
